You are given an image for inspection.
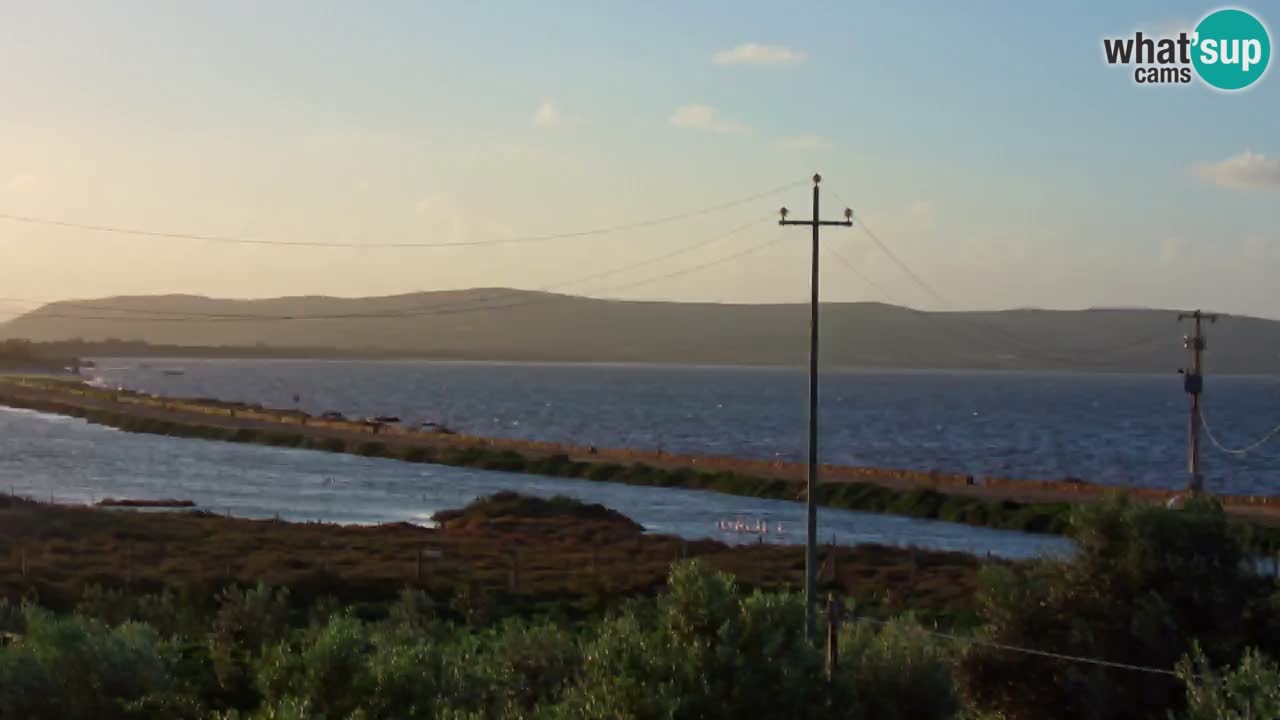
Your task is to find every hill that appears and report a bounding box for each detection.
[2,288,1279,373]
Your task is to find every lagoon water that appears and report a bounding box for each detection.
[4,359,1277,559]
[0,406,1069,559]
[88,359,1280,496]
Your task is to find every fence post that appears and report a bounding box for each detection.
[19,546,26,578]
[826,594,841,679]
[509,549,521,593]
[416,547,423,582]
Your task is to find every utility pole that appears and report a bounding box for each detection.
[779,173,853,638]
[1179,309,1218,494]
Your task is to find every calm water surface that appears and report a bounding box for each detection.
[89,359,1280,495]
[0,407,1068,559]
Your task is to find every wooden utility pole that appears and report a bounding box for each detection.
[1179,309,1218,493]
[779,174,853,638]
[826,594,842,679]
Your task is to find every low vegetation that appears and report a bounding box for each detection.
[0,339,74,372]
[0,493,985,622]
[1,494,1278,719]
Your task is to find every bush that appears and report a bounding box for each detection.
[386,587,435,631]
[586,463,625,482]
[356,441,389,458]
[263,432,305,448]
[306,437,346,454]
[479,449,528,472]
[0,608,185,720]
[256,614,372,720]
[208,583,291,709]
[529,453,573,475]
[1177,645,1280,720]
[959,494,1275,720]
[838,615,959,720]
[399,447,432,463]
[0,597,28,637]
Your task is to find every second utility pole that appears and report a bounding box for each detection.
[780,173,853,638]
[1179,309,1218,494]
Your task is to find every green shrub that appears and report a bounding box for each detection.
[837,615,959,720]
[263,432,305,448]
[386,588,435,631]
[256,614,372,720]
[398,447,432,463]
[0,608,185,720]
[356,441,389,458]
[1177,645,1280,720]
[887,489,948,518]
[0,598,23,634]
[479,449,528,472]
[306,437,346,453]
[959,494,1275,720]
[533,453,573,474]
[208,583,291,709]
[231,429,260,444]
[442,446,485,466]
[586,463,625,482]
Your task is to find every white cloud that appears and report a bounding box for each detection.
[6,174,36,190]
[778,135,833,151]
[669,104,749,134]
[713,43,805,66]
[533,99,562,128]
[1195,151,1280,189]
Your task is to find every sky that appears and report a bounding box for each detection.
[0,1,1278,318]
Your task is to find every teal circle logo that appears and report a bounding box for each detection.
[1192,8,1271,91]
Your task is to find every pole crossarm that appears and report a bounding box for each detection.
[780,220,855,227]
[776,173,855,641]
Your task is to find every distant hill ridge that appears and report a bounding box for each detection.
[3,288,1279,373]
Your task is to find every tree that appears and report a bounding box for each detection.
[1177,645,1280,720]
[959,494,1275,720]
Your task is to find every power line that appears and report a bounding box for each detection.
[824,245,897,301]
[827,190,1172,366]
[846,614,1180,677]
[8,218,775,324]
[0,215,769,322]
[0,181,802,250]
[1199,405,1280,456]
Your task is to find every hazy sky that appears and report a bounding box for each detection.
[1,1,1278,318]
